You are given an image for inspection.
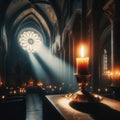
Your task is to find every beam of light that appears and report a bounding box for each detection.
[26,39,78,92]
[36,44,78,91]
[28,53,50,83]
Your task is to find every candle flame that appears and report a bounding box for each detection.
[80,46,85,57]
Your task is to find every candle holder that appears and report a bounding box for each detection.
[65,73,103,102]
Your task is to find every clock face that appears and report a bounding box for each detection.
[18,28,43,53]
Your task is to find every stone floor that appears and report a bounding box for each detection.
[26,94,43,120]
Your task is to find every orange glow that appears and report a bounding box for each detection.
[13,90,17,94]
[28,78,34,86]
[76,45,89,75]
[0,81,3,86]
[0,76,3,86]
[98,88,101,92]
[107,69,120,80]
[1,95,5,100]
[37,82,43,87]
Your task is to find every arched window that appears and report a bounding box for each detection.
[18,28,43,53]
[103,49,108,74]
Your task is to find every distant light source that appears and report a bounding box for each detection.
[18,28,43,53]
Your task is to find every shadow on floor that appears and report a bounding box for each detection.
[70,101,120,120]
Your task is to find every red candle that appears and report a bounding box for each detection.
[76,45,89,75]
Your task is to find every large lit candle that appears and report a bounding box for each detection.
[76,45,89,75]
